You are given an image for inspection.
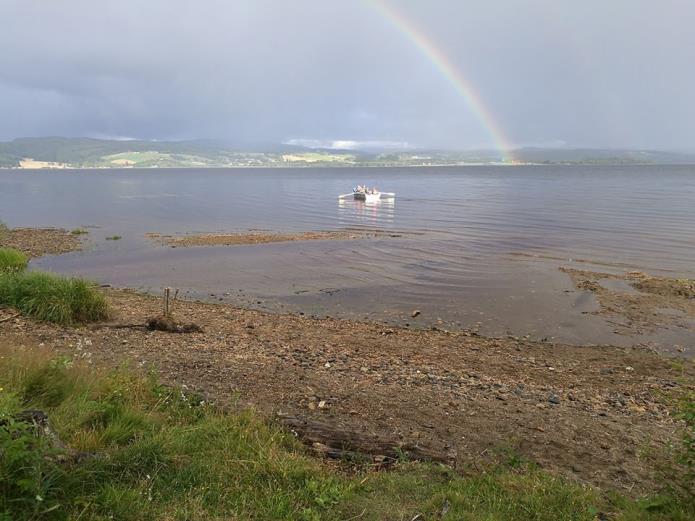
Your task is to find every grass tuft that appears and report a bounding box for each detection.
[105,235,122,241]
[0,271,108,324]
[70,228,88,235]
[0,248,28,273]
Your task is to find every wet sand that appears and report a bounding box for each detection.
[562,267,695,352]
[146,229,403,247]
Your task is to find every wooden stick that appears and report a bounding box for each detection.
[0,312,21,323]
[88,323,146,330]
[164,287,170,317]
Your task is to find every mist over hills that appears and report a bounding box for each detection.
[1,137,693,169]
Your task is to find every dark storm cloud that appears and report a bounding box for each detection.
[1,0,694,150]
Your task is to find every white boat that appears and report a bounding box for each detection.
[353,191,381,203]
[337,188,395,202]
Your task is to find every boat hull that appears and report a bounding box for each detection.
[354,192,381,203]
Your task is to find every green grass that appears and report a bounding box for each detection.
[0,271,108,324]
[70,228,88,235]
[101,151,212,167]
[674,389,695,499]
[0,248,28,272]
[105,235,122,241]
[103,151,172,163]
[282,152,356,164]
[0,348,692,521]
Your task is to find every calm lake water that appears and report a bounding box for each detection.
[2,165,694,348]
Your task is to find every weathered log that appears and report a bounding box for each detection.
[277,414,456,466]
[88,322,146,330]
[88,316,203,333]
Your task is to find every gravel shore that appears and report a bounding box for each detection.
[0,226,83,257]
[2,287,692,494]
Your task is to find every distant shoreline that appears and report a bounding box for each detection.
[3,138,694,170]
[3,161,693,171]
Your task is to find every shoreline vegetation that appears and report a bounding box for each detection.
[0,228,106,325]
[1,228,694,519]
[2,137,695,169]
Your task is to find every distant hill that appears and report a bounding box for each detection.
[512,147,695,165]
[0,137,693,168]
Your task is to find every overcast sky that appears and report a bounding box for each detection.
[1,0,694,150]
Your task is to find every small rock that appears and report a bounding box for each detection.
[548,394,561,404]
[324,362,331,368]
[318,400,327,409]
[441,499,451,518]
[411,309,421,318]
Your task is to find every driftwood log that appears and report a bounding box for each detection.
[88,316,203,333]
[5,411,454,468]
[278,414,456,466]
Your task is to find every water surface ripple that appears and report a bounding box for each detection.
[2,165,694,347]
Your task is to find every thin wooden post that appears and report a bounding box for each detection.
[164,287,170,317]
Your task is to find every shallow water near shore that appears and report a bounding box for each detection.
[2,165,694,351]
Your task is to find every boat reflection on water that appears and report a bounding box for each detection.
[338,196,395,226]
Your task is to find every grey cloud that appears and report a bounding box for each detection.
[1,0,694,150]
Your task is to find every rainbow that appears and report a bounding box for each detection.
[365,0,515,162]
